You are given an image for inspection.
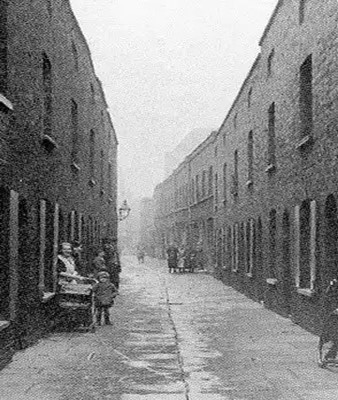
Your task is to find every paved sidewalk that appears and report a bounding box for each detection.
[0,256,337,399]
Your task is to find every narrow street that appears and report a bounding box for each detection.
[1,257,338,400]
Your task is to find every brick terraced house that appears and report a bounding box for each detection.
[154,0,338,334]
[0,0,118,369]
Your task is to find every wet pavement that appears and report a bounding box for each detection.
[1,256,338,399]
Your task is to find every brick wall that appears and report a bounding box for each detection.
[154,0,338,334]
[0,0,118,368]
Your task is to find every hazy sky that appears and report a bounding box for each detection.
[70,0,278,199]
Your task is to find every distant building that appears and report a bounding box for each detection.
[164,128,213,178]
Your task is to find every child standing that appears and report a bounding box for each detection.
[93,271,118,325]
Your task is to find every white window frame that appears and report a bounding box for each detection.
[295,200,316,295]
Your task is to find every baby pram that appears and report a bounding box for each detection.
[57,277,96,333]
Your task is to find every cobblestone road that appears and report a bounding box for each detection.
[0,256,337,399]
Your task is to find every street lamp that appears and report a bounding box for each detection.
[118,200,131,221]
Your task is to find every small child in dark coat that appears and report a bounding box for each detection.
[93,271,118,325]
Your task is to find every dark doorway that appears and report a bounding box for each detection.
[324,194,338,283]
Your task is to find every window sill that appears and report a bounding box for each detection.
[41,292,56,303]
[0,94,13,112]
[88,178,96,187]
[265,164,276,173]
[296,288,314,297]
[41,134,58,152]
[266,278,278,286]
[71,162,81,172]
[0,320,10,332]
[296,135,314,150]
[232,268,238,273]
[246,272,253,278]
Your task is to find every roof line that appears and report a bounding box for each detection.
[218,53,261,134]
[258,0,284,46]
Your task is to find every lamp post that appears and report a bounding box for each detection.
[118,199,131,221]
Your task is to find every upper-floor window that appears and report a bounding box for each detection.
[233,150,239,197]
[202,170,206,198]
[268,103,276,167]
[42,53,52,136]
[71,99,78,164]
[47,0,52,15]
[234,113,238,130]
[247,130,254,184]
[223,163,227,205]
[214,146,218,157]
[100,150,104,194]
[108,162,112,198]
[267,49,275,77]
[89,130,95,179]
[214,173,218,211]
[72,41,78,71]
[299,55,313,138]
[299,0,306,24]
[248,88,252,108]
[268,209,277,278]
[0,3,8,93]
[191,179,195,204]
[208,166,213,196]
[195,174,200,202]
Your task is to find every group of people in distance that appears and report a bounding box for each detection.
[56,239,121,326]
[166,243,199,273]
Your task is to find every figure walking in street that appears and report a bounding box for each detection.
[166,243,179,273]
[93,271,118,326]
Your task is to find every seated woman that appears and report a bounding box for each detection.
[57,242,84,285]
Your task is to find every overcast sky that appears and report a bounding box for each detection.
[70,0,278,199]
